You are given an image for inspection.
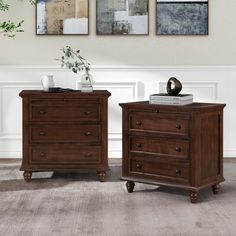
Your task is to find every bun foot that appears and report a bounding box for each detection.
[97,171,106,182]
[23,171,32,182]
[212,184,220,194]
[190,190,198,203]
[126,181,135,193]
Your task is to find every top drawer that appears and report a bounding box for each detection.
[29,100,100,122]
[130,112,189,136]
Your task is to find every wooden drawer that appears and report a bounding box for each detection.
[30,101,100,121]
[30,144,101,164]
[130,159,189,180]
[130,113,189,136]
[130,136,189,159]
[30,124,100,143]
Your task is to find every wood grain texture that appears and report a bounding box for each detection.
[120,101,226,203]
[19,90,111,181]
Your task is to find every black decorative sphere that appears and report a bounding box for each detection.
[167,77,182,96]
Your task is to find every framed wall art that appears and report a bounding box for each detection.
[36,0,89,35]
[96,0,149,35]
[156,0,208,35]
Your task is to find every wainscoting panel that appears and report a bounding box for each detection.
[0,65,235,158]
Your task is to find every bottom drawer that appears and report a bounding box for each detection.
[130,159,189,180]
[30,144,101,164]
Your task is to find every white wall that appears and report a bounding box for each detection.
[0,65,235,158]
[1,1,236,158]
[0,0,236,65]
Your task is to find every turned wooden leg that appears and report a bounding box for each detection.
[97,171,106,182]
[126,181,135,193]
[212,184,220,194]
[189,190,199,203]
[23,171,32,182]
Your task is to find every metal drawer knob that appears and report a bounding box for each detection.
[176,124,181,130]
[135,143,142,148]
[176,169,181,175]
[85,153,92,158]
[39,131,46,136]
[38,110,46,115]
[136,121,142,126]
[84,131,92,136]
[136,163,142,169]
[175,147,181,152]
[84,111,92,115]
[40,152,46,157]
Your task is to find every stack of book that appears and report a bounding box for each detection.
[149,93,193,105]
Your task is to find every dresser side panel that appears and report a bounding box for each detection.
[122,106,130,177]
[191,108,224,187]
[101,97,109,168]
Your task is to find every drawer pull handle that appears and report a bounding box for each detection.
[136,121,142,126]
[84,111,92,115]
[38,110,46,115]
[176,169,181,175]
[156,109,160,113]
[39,131,46,136]
[176,124,181,130]
[84,131,92,136]
[175,147,181,152]
[135,143,142,148]
[40,152,46,157]
[85,153,92,158]
[136,163,142,169]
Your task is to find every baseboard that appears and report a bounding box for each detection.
[1,158,235,165]
[109,158,122,165]
[0,158,122,165]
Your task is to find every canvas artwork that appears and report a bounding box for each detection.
[156,0,208,35]
[96,0,148,35]
[36,0,89,35]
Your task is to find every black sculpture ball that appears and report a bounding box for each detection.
[167,77,182,96]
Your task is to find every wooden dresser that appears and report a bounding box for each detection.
[119,101,226,203]
[19,90,111,182]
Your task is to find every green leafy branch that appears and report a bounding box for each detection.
[58,46,91,75]
[0,0,35,38]
[0,0,9,11]
[0,20,24,38]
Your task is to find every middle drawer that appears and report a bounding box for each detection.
[30,124,101,143]
[130,136,189,159]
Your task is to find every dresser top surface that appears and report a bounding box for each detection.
[119,101,226,110]
[19,90,111,98]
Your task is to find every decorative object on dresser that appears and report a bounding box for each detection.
[166,77,182,96]
[149,93,193,106]
[19,90,111,182]
[57,46,93,92]
[119,101,226,203]
[41,75,55,92]
[150,77,193,105]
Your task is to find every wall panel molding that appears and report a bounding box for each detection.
[1,65,236,70]
[0,65,235,158]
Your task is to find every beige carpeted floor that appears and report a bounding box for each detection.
[0,160,236,236]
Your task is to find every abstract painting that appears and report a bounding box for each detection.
[96,0,148,35]
[36,0,89,35]
[156,0,208,35]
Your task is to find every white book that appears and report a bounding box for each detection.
[150,93,193,101]
[149,99,193,106]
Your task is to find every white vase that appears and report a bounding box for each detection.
[41,75,55,92]
[81,73,93,92]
